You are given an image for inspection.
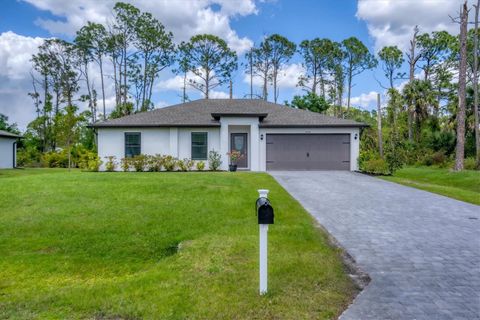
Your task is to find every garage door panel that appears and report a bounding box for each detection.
[266,134,350,171]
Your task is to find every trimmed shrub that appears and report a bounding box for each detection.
[178,158,194,171]
[79,152,102,172]
[120,158,131,172]
[163,155,177,171]
[208,150,222,171]
[146,154,163,172]
[196,161,205,171]
[104,156,117,172]
[362,157,390,175]
[41,150,69,168]
[131,154,148,172]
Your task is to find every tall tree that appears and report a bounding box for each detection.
[406,26,421,141]
[178,34,237,99]
[417,31,455,81]
[55,105,84,169]
[251,40,273,100]
[403,79,438,142]
[244,47,259,99]
[341,37,377,112]
[0,114,20,134]
[454,1,468,171]
[474,0,480,168]
[378,46,404,89]
[75,22,108,120]
[298,38,339,98]
[112,2,140,105]
[265,34,296,103]
[134,11,175,111]
[377,93,383,158]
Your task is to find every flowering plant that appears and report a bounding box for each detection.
[226,150,244,164]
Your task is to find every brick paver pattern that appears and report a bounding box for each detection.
[271,171,480,320]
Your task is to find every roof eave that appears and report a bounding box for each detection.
[260,123,369,128]
[89,123,221,128]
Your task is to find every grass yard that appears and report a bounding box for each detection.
[0,169,356,319]
[381,166,480,205]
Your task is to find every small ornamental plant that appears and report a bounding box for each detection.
[132,154,148,172]
[104,156,117,172]
[208,150,222,171]
[163,155,178,171]
[120,158,131,172]
[227,150,244,165]
[196,161,205,171]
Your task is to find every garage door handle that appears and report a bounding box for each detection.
[306,152,309,157]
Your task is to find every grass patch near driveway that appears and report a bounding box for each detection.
[0,169,356,319]
[381,166,480,205]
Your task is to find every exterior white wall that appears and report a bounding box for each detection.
[0,137,16,169]
[97,125,360,172]
[259,127,360,171]
[97,127,220,171]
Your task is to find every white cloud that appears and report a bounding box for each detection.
[23,0,255,54]
[0,32,45,129]
[357,0,463,51]
[0,31,120,130]
[277,63,304,89]
[0,31,44,80]
[349,91,379,109]
[242,63,305,93]
[209,90,231,98]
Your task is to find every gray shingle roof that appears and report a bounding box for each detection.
[0,130,21,138]
[92,99,367,128]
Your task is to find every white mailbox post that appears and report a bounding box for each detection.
[256,189,274,295]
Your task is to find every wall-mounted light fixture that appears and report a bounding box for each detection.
[354,133,358,140]
[260,134,264,140]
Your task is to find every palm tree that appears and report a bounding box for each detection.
[403,79,438,142]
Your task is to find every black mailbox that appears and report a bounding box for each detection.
[256,197,274,224]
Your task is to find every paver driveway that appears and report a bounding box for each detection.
[271,171,480,320]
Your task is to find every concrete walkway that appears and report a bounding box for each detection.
[271,171,480,320]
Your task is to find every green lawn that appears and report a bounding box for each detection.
[0,169,356,319]
[381,166,480,205]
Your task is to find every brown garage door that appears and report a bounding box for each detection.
[266,134,350,170]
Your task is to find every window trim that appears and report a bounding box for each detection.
[124,132,141,158]
[191,132,208,160]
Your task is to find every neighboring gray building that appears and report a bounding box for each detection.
[92,99,367,171]
[0,130,21,169]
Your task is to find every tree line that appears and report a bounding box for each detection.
[0,0,476,172]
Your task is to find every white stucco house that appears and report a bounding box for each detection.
[0,130,21,169]
[92,99,366,171]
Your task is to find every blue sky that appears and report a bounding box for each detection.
[0,0,462,129]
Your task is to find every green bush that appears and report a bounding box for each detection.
[421,150,448,167]
[163,155,177,171]
[208,150,222,171]
[131,154,147,172]
[464,157,478,170]
[104,156,117,172]
[17,147,42,167]
[178,158,194,171]
[79,152,102,172]
[41,150,69,168]
[120,158,131,172]
[196,161,205,171]
[362,157,390,175]
[146,154,163,172]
